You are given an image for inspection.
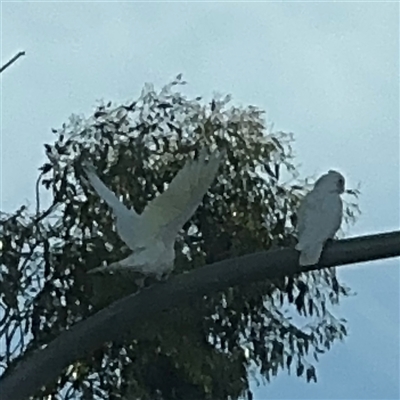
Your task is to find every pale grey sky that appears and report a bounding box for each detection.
[1,2,399,399]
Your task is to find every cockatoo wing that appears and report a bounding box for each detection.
[296,190,343,266]
[140,149,224,242]
[82,162,141,249]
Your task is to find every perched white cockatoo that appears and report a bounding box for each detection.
[295,170,345,266]
[82,148,224,279]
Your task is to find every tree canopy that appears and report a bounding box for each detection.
[0,77,360,400]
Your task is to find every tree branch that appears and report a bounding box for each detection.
[0,51,26,74]
[1,231,399,400]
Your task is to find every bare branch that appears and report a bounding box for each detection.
[1,231,399,400]
[0,51,26,74]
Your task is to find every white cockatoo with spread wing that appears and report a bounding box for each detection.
[295,170,345,266]
[82,148,224,278]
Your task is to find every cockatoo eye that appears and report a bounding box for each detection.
[337,178,345,192]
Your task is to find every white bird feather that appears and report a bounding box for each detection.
[295,170,345,266]
[82,148,224,278]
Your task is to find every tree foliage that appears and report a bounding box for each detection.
[0,77,358,399]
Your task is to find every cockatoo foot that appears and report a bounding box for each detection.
[87,261,124,275]
[87,266,109,275]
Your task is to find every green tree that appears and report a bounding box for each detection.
[0,77,358,399]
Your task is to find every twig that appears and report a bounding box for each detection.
[0,51,26,74]
[35,173,43,216]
